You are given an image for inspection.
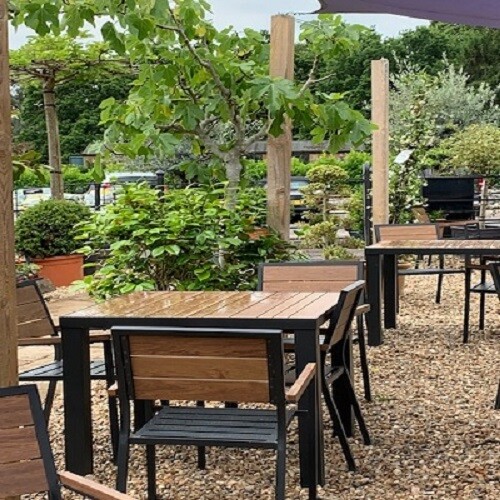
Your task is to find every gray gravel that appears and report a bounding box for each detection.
[38,275,500,499]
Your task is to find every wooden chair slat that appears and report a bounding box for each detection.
[17,300,49,324]
[0,458,48,497]
[0,426,41,464]
[0,394,33,429]
[129,335,267,358]
[16,284,41,306]
[263,265,358,283]
[262,280,355,293]
[376,224,438,242]
[134,378,270,403]
[131,355,269,381]
[17,318,55,339]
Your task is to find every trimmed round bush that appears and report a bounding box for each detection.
[15,199,91,259]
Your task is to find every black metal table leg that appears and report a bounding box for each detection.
[295,328,324,488]
[61,325,92,474]
[383,254,398,329]
[366,253,383,346]
[331,327,354,437]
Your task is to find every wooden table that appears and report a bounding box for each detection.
[60,290,344,488]
[365,239,500,346]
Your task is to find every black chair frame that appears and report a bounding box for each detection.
[374,224,464,305]
[450,224,500,342]
[16,279,118,455]
[0,384,132,499]
[488,262,500,410]
[320,281,371,470]
[258,260,372,402]
[112,326,318,500]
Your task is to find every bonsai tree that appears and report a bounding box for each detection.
[15,199,91,259]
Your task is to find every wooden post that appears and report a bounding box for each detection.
[371,59,390,226]
[267,15,294,241]
[0,0,19,388]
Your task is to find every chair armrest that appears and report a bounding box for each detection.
[285,363,316,403]
[18,337,61,346]
[55,325,111,343]
[108,383,118,397]
[355,304,370,315]
[59,471,134,500]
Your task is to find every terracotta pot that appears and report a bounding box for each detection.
[32,254,84,287]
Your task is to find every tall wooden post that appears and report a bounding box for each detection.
[371,59,390,226]
[267,15,294,241]
[0,0,19,388]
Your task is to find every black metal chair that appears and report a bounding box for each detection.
[16,280,118,454]
[450,224,500,342]
[0,384,132,499]
[260,276,371,471]
[112,326,318,500]
[374,224,465,304]
[488,262,500,410]
[258,260,372,402]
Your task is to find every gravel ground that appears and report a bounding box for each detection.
[35,275,499,499]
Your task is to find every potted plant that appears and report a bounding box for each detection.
[15,199,91,286]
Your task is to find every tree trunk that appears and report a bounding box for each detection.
[43,78,64,199]
[0,0,19,390]
[225,155,242,211]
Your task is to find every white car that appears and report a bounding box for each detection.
[83,172,158,207]
[14,188,84,211]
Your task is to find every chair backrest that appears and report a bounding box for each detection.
[374,223,439,243]
[450,223,500,240]
[0,384,60,499]
[258,260,364,293]
[324,280,365,348]
[112,327,285,406]
[490,263,500,300]
[16,280,56,340]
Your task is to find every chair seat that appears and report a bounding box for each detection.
[470,282,497,293]
[130,406,295,449]
[20,359,108,381]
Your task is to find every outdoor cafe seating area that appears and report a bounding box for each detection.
[5,221,498,499]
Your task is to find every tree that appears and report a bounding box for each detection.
[12,1,372,209]
[295,28,392,111]
[15,73,134,163]
[10,33,124,198]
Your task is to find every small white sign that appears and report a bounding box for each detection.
[394,149,414,165]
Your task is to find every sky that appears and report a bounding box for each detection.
[8,0,428,49]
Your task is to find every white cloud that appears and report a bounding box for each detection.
[8,0,428,49]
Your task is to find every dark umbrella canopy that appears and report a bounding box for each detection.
[317,0,500,28]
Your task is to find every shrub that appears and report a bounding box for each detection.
[76,184,295,298]
[62,165,94,193]
[323,245,355,260]
[439,124,500,175]
[339,151,371,180]
[15,199,91,259]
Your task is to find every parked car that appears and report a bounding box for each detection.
[83,171,157,207]
[290,176,309,218]
[260,176,310,220]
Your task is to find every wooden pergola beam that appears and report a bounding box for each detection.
[0,0,19,388]
[267,14,295,241]
[371,59,390,226]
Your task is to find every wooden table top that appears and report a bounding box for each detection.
[61,291,340,323]
[365,239,500,255]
